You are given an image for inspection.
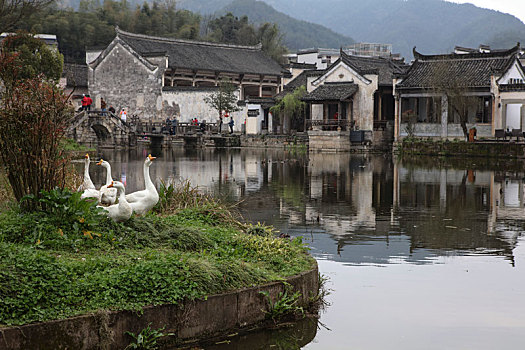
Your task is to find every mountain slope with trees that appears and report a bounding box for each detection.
[17,1,289,64]
[177,0,525,58]
[217,0,354,50]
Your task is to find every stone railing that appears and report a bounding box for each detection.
[305,119,355,131]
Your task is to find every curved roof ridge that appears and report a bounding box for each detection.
[413,44,521,61]
[116,26,263,51]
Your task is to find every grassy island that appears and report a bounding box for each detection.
[0,188,315,327]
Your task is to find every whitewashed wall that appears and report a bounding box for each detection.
[162,89,247,132]
[245,103,264,135]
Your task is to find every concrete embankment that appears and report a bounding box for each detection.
[0,265,319,350]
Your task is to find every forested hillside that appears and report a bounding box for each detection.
[43,0,525,60]
[176,0,525,58]
[219,0,354,50]
[17,1,288,64]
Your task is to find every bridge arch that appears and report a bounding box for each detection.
[67,112,136,147]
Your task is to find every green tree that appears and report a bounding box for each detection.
[207,12,256,45]
[257,22,287,64]
[203,80,241,120]
[0,32,63,88]
[0,0,54,33]
[270,86,306,134]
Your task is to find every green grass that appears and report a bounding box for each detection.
[60,138,94,151]
[0,203,315,327]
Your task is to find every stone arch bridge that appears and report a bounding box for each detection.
[67,111,137,148]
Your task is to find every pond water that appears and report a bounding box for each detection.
[85,147,525,349]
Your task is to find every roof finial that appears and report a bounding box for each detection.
[412,46,421,60]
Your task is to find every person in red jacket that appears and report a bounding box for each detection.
[81,94,89,111]
[86,95,93,111]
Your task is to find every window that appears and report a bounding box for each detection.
[401,97,441,123]
[509,78,524,84]
[447,96,491,124]
[477,97,492,123]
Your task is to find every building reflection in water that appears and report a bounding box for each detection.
[81,148,524,267]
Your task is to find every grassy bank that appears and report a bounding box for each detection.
[0,190,315,327]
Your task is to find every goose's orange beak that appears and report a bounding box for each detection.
[148,154,156,161]
[97,159,104,165]
[108,181,114,188]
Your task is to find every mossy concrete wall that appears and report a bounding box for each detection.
[0,266,319,350]
[395,140,525,158]
[241,134,309,149]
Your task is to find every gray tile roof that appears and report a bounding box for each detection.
[397,45,521,89]
[116,28,284,76]
[303,82,358,101]
[339,51,406,86]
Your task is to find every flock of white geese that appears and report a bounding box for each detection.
[78,154,159,222]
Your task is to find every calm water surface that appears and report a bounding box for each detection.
[86,148,525,349]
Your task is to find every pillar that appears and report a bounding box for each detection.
[394,95,400,141]
[441,94,448,138]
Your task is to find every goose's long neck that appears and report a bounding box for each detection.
[104,164,113,185]
[144,163,155,191]
[84,159,91,178]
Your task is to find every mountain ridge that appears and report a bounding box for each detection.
[178,0,525,59]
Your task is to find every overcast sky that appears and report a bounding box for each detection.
[448,0,525,24]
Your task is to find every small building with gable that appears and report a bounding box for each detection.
[395,44,525,141]
[301,50,406,149]
[86,28,285,133]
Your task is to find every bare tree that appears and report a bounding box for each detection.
[428,59,479,139]
[0,0,55,33]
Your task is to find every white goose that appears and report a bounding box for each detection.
[97,159,118,205]
[126,154,159,215]
[80,154,100,200]
[98,181,132,222]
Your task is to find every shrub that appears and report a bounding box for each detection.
[0,32,71,211]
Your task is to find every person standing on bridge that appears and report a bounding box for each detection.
[228,117,234,134]
[86,95,93,112]
[120,108,127,123]
[101,98,107,116]
[81,94,89,111]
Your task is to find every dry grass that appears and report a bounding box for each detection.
[0,171,14,208]
[64,164,83,191]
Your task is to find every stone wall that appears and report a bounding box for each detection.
[0,266,319,350]
[372,122,394,150]
[241,134,309,148]
[399,122,492,139]
[89,42,165,121]
[308,130,351,151]
[395,139,525,158]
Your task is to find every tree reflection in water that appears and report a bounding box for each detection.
[78,147,525,348]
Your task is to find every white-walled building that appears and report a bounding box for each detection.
[395,44,525,140]
[86,28,284,134]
